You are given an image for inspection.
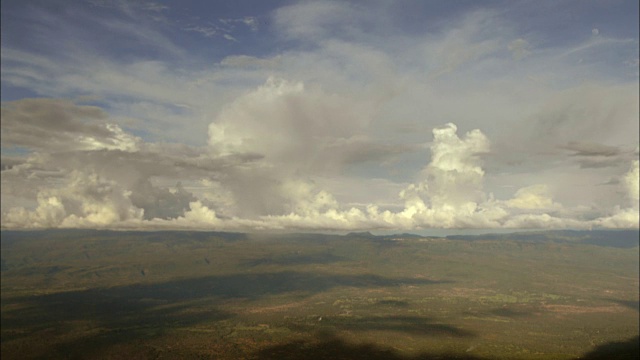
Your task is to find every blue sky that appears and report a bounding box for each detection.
[1,0,638,231]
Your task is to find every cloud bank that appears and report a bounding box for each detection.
[2,95,636,231]
[1,1,638,231]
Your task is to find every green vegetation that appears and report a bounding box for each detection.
[1,230,638,359]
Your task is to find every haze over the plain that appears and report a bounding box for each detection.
[1,0,638,231]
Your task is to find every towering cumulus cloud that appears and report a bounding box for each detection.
[421,124,489,211]
[593,160,640,228]
[624,160,640,204]
[396,124,502,228]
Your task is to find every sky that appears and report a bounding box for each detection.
[1,0,638,232]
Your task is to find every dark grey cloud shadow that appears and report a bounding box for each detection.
[604,298,640,312]
[576,336,639,360]
[252,336,487,360]
[240,252,346,267]
[2,270,451,339]
[290,315,475,338]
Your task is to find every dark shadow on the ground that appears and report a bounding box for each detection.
[461,306,535,320]
[1,298,231,341]
[1,296,233,359]
[54,270,439,301]
[251,336,488,360]
[241,252,346,267]
[576,336,640,360]
[605,298,640,312]
[1,271,453,359]
[2,271,450,341]
[290,315,475,337]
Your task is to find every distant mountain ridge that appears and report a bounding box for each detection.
[1,228,638,248]
[445,229,640,248]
